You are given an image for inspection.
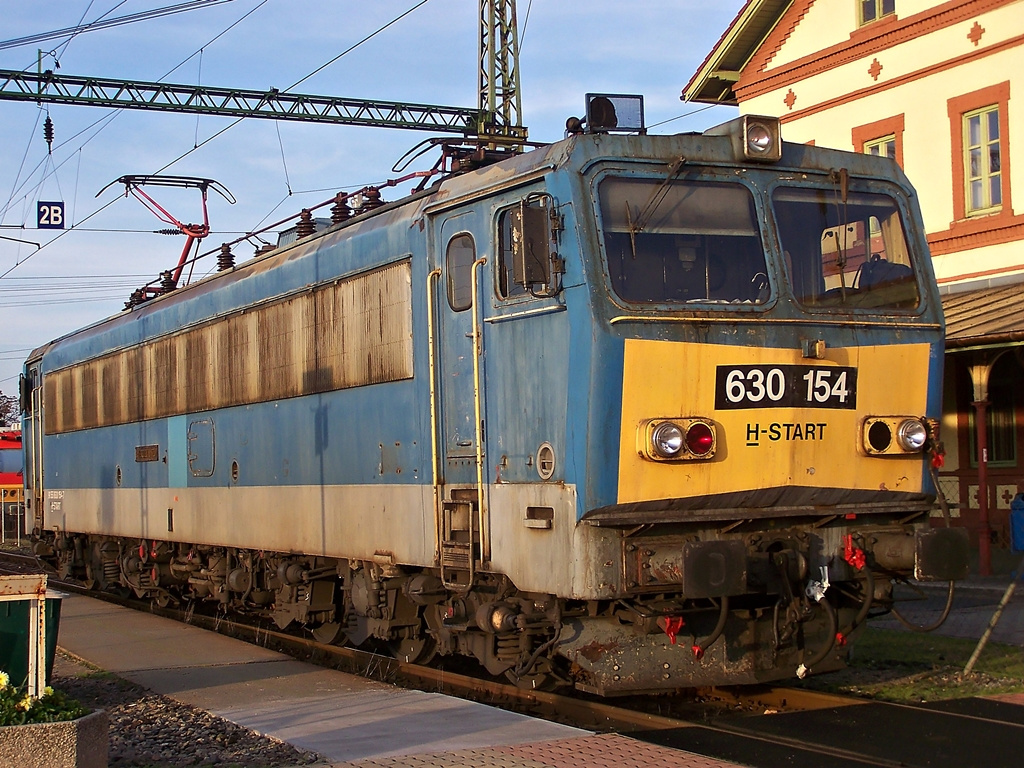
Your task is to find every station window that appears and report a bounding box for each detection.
[864,135,896,161]
[947,83,1011,223]
[446,234,476,311]
[859,0,895,25]
[964,105,1002,215]
[852,115,904,168]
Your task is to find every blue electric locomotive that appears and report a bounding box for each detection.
[23,108,967,694]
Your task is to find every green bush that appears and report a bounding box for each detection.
[0,671,90,726]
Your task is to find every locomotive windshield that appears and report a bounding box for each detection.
[599,177,770,304]
[772,187,920,310]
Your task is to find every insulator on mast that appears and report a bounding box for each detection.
[43,116,54,153]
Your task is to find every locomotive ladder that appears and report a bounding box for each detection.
[426,261,490,591]
[441,490,481,589]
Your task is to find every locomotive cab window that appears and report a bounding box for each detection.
[772,187,919,310]
[446,233,477,311]
[598,177,769,305]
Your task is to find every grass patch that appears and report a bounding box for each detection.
[798,626,1024,702]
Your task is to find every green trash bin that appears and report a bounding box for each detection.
[0,595,62,687]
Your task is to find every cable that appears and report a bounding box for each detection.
[0,110,44,227]
[1,0,435,280]
[53,1,128,64]
[0,1,234,52]
[0,1,270,225]
[286,0,431,93]
[275,122,293,196]
[52,0,102,64]
[0,195,121,279]
[520,0,533,49]
[647,104,719,130]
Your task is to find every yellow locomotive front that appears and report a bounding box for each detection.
[553,116,968,694]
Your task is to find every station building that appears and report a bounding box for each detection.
[683,0,1024,573]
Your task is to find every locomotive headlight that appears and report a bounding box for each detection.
[864,416,928,455]
[743,117,782,161]
[896,419,928,452]
[651,422,684,458]
[747,123,773,155]
[704,114,783,162]
[640,418,717,461]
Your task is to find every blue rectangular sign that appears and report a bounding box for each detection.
[37,201,65,230]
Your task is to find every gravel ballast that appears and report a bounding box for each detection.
[52,651,323,768]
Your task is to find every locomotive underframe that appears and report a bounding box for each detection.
[38,507,967,694]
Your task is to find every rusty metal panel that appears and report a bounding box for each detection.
[100,354,123,426]
[0,574,46,599]
[123,346,144,424]
[334,260,413,388]
[146,336,179,420]
[79,362,99,429]
[43,371,58,434]
[312,285,340,392]
[59,367,76,432]
[184,332,210,413]
[258,296,303,401]
[214,312,256,409]
[42,259,414,434]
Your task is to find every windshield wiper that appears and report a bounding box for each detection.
[626,156,687,259]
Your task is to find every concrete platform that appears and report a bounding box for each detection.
[56,594,743,767]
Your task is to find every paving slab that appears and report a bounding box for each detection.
[55,593,585,762]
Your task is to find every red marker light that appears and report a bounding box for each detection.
[685,422,715,455]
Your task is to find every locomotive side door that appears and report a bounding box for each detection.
[431,209,491,585]
[21,361,44,535]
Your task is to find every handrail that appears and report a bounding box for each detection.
[31,384,42,530]
[425,269,443,569]
[471,257,490,563]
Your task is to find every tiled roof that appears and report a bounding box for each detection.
[942,281,1024,348]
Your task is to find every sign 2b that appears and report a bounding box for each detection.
[37,201,65,229]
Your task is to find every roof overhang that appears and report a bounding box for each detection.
[682,0,793,106]
[942,280,1024,351]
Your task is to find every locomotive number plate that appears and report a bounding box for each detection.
[715,365,857,410]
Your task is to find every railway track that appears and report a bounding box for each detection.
[5,549,1023,767]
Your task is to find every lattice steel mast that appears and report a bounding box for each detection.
[0,2,527,145]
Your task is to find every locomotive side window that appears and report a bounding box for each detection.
[772,187,919,310]
[446,234,477,311]
[598,177,769,305]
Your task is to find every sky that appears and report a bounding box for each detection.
[0,0,743,393]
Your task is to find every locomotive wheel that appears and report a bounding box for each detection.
[311,621,346,645]
[151,593,173,609]
[389,636,437,664]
